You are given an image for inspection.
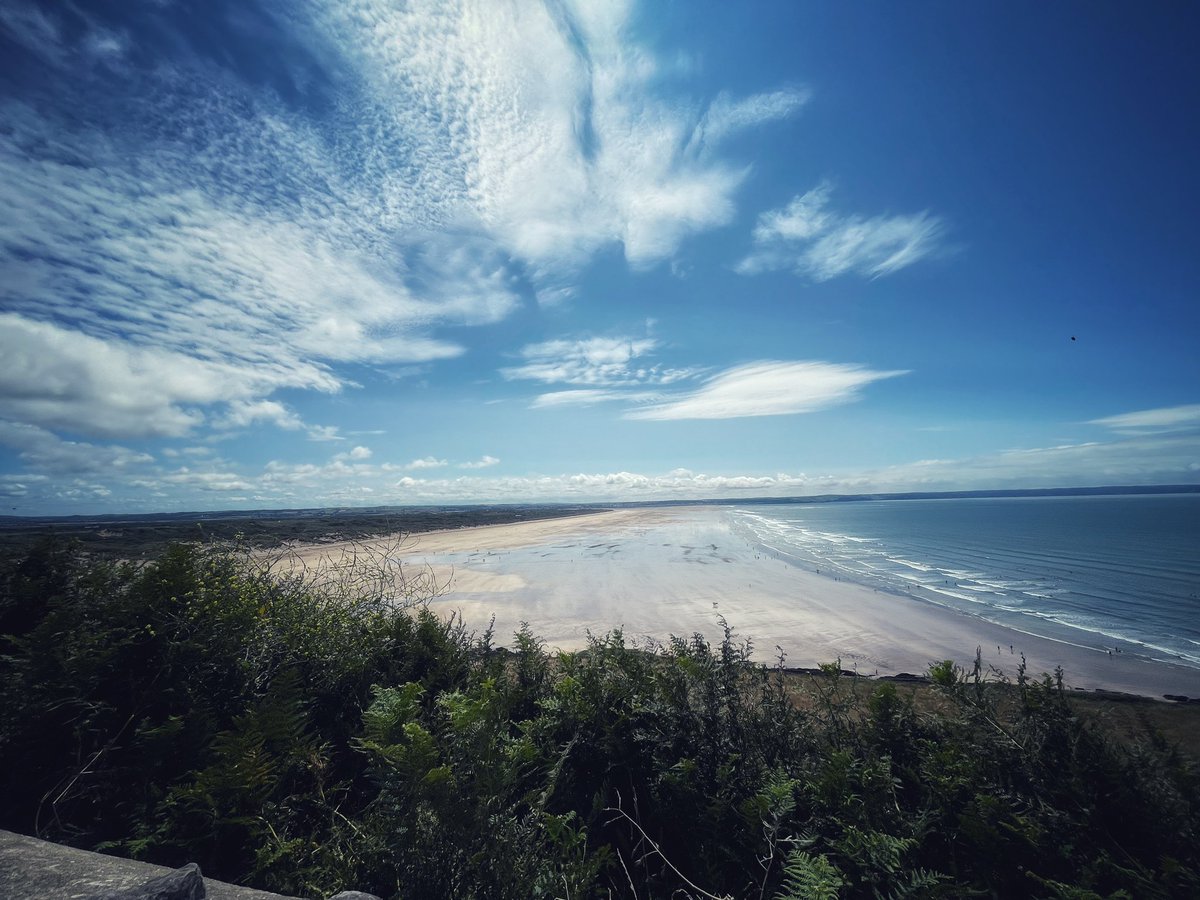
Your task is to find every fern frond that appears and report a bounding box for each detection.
[883,867,948,899]
[773,848,844,900]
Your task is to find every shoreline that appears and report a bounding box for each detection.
[283,505,1200,701]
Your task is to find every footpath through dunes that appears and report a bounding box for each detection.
[283,505,1200,701]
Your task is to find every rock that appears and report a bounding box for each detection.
[83,863,206,900]
[327,893,383,900]
[0,831,293,899]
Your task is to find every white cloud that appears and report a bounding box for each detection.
[306,425,345,442]
[531,389,659,409]
[737,182,944,280]
[239,458,821,506]
[626,360,906,421]
[380,469,818,502]
[691,88,811,147]
[163,468,254,493]
[405,456,449,470]
[501,336,700,398]
[303,0,797,272]
[0,1,805,453]
[508,340,901,422]
[7,427,1199,514]
[1088,404,1200,434]
[460,455,501,469]
[347,445,372,460]
[0,473,47,500]
[0,315,216,438]
[753,182,836,242]
[0,113,482,373]
[219,400,304,431]
[849,434,1200,492]
[52,480,114,502]
[503,336,697,387]
[0,313,345,444]
[0,420,154,475]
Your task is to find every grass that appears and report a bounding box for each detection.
[779,672,1200,760]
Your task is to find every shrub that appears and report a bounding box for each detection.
[1,540,1197,898]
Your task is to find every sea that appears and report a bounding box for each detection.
[728,494,1200,670]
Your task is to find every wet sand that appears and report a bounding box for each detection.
[284,506,1200,699]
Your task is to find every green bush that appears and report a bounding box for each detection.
[1,539,1198,898]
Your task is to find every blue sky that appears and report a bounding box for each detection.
[1,0,1198,514]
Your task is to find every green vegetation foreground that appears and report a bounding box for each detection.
[1,541,1198,898]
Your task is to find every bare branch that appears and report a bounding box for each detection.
[603,790,733,900]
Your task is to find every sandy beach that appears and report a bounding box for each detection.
[283,506,1200,699]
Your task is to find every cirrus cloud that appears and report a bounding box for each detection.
[0,0,805,455]
[405,456,449,471]
[459,455,501,470]
[737,182,944,281]
[625,360,907,421]
[1088,404,1200,435]
[502,336,697,387]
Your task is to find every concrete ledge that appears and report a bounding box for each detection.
[0,831,299,900]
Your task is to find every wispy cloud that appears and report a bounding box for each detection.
[690,88,811,147]
[459,455,500,470]
[851,434,1200,492]
[0,3,64,65]
[163,469,255,493]
[306,425,345,443]
[0,0,803,456]
[300,0,802,273]
[0,2,129,70]
[6,427,1198,514]
[405,456,448,470]
[505,336,902,422]
[531,389,661,409]
[1088,404,1200,434]
[219,400,304,432]
[0,473,48,501]
[737,182,944,280]
[626,361,906,421]
[503,336,696,387]
[505,333,712,413]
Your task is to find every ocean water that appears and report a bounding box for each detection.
[728,494,1200,670]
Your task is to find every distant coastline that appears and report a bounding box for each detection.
[3,482,1198,525]
[600,482,1200,509]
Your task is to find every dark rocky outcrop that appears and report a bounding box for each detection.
[0,831,385,900]
[0,831,292,900]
